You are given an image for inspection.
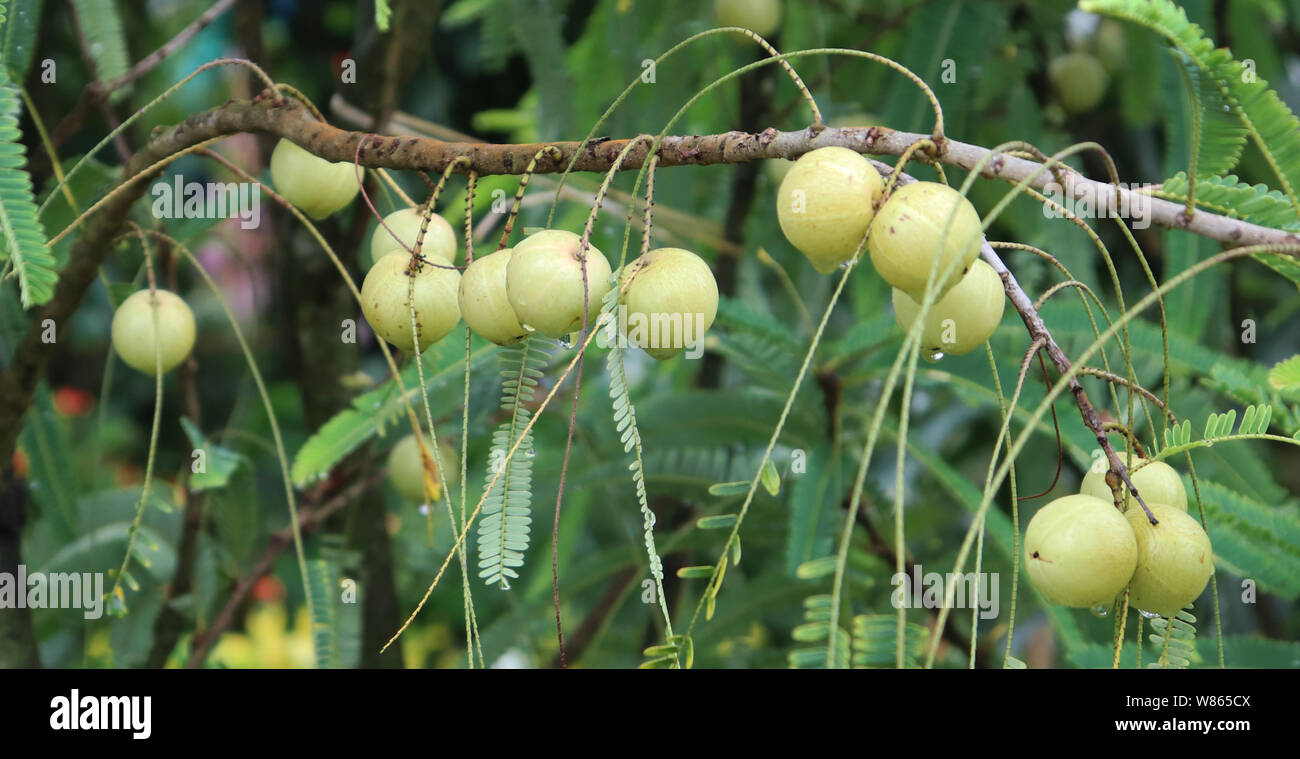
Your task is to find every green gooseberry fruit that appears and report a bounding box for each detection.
[367,207,458,270]
[1125,503,1214,617]
[868,181,984,299]
[361,250,462,353]
[388,434,459,503]
[505,229,611,339]
[269,138,360,220]
[110,289,197,375]
[458,248,529,346]
[891,258,1005,357]
[1048,51,1110,114]
[1079,455,1188,513]
[1092,19,1126,74]
[777,146,884,274]
[1024,493,1138,608]
[714,0,782,38]
[619,247,719,360]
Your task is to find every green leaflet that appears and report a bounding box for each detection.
[1194,480,1300,599]
[851,614,931,669]
[0,0,44,81]
[306,558,340,669]
[476,338,549,589]
[1169,48,1246,182]
[1070,634,1300,668]
[1268,355,1300,396]
[68,0,129,97]
[373,0,391,32]
[1084,0,1300,212]
[1157,173,1300,284]
[787,593,851,669]
[1147,608,1199,669]
[0,72,55,307]
[289,340,494,487]
[179,417,247,492]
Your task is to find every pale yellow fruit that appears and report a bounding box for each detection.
[111,289,197,375]
[269,138,360,220]
[1049,52,1109,114]
[388,434,459,503]
[1024,494,1138,608]
[714,0,781,38]
[619,248,719,360]
[459,249,528,346]
[367,208,458,270]
[891,259,1005,356]
[361,251,461,353]
[1125,503,1214,617]
[777,146,884,274]
[505,229,611,339]
[868,181,983,299]
[1080,455,1188,513]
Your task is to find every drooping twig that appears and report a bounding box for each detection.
[49,0,238,153]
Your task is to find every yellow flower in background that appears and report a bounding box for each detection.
[209,603,314,669]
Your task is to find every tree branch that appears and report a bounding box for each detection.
[5,90,1296,494]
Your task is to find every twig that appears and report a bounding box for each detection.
[49,0,237,152]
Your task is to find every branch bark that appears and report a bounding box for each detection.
[4,89,1297,574]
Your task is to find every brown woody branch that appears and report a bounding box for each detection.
[5,91,1295,494]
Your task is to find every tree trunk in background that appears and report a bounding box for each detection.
[697,41,775,389]
[0,478,39,667]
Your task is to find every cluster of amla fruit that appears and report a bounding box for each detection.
[260,138,721,358]
[776,146,1005,358]
[1024,455,1214,618]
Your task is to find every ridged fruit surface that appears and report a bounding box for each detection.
[1080,455,1188,512]
[361,251,461,353]
[777,146,884,274]
[459,249,528,345]
[868,181,983,299]
[505,229,611,339]
[388,434,459,503]
[368,208,458,270]
[1125,503,1214,617]
[1024,494,1138,608]
[619,248,719,360]
[891,258,1005,356]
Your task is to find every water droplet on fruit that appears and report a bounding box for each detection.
[557,333,575,349]
[1138,608,1161,619]
[927,350,945,362]
[521,323,537,334]
[1090,604,1109,618]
